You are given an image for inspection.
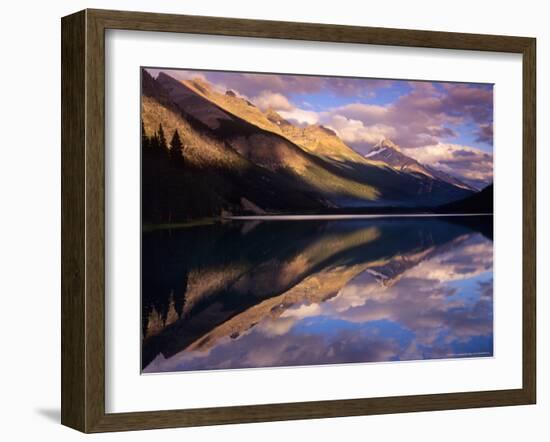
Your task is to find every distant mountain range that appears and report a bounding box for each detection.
[365,139,478,191]
[141,70,483,223]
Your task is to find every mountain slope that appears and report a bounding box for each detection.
[178,78,476,202]
[365,139,476,191]
[142,70,476,222]
[141,70,329,221]
[182,78,391,168]
[439,184,493,213]
[156,72,381,202]
[164,74,474,204]
[183,79,286,136]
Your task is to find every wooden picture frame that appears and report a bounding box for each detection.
[61,8,536,433]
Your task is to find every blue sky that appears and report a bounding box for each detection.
[288,81,493,153]
[147,68,494,186]
[289,80,413,110]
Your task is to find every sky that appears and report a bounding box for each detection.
[146,68,494,187]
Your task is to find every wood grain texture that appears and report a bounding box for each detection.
[84,9,107,432]
[522,38,536,404]
[61,10,86,432]
[89,8,532,52]
[60,8,537,433]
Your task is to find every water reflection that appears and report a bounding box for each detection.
[142,217,493,372]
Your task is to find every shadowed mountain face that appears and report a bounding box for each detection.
[440,184,494,214]
[141,216,493,372]
[141,70,475,223]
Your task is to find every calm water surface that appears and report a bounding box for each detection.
[141,216,493,373]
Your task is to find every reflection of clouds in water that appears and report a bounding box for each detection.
[324,234,493,353]
[145,233,493,372]
[406,237,492,283]
[256,304,322,337]
[281,303,322,319]
[257,316,296,336]
[146,321,404,372]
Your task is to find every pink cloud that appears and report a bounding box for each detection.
[405,143,493,187]
[162,70,395,99]
[475,123,493,144]
[328,82,493,149]
[145,69,493,185]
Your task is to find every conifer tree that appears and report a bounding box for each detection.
[170,129,183,162]
[141,120,150,149]
[157,123,167,151]
[149,132,159,150]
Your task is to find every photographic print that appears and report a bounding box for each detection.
[140,68,494,374]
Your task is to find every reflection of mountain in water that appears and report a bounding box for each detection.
[142,216,493,371]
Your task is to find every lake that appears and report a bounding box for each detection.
[141,216,493,373]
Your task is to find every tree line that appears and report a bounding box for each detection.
[142,121,185,164]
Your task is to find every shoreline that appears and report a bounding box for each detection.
[226,213,493,221]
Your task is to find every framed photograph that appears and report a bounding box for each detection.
[61,9,536,433]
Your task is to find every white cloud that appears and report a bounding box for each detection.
[278,108,319,126]
[252,91,294,111]
[325,115,396,146]
[404,143,494,185]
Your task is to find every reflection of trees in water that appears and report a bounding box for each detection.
[141,232,189,338]
[141,216,492,369]
[142,289,187,339]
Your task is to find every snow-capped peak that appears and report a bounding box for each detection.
[365,147,386,158]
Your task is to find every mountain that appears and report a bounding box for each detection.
[142,72,330,222]
[439,184,493,213]
[172,74,476,204]
[182,78,396,167]
[155,72,381,201]
[365,138,477,191]
[141,70,475,223]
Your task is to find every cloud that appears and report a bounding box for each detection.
[330,103,389,120]
[404,143,493,186]
[325,115,396,146]
[475,123,493,144]
[323,77,395,97]
[202,72,323,98]
[252,91,294,111]
[278,108,319,126]
[201,72,395,98]
[249,89,323,126]
[145,68,207,82]
[149,70,492,148]
[326,82,493,150]
[146,69,493,183]
[442,83,493,122]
